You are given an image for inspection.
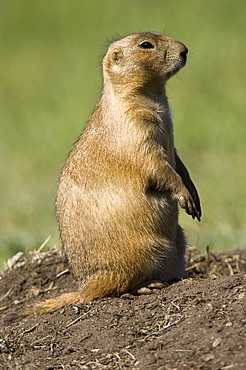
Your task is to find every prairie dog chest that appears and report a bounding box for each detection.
[154,102,176,168]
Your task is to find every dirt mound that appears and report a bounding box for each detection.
[0,246,245,369]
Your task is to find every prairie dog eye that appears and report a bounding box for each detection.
[139,41,155,49]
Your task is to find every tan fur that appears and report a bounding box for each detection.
[23,32,201,317]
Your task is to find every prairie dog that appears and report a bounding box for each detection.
[20,32,202,317]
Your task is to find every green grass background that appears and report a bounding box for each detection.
[0,0,245,270]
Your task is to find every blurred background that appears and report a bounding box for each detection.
[0,0,245,270]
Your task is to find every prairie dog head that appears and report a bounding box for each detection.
[103,32,188,94]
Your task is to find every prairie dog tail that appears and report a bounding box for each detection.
[3,292,81,325]
[24,291,81,315]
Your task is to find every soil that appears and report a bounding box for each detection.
[0,246,245,370]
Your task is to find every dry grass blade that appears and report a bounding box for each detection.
[0,286,13,302]
[28,335,52,347]
[35,235,52,254]
[66,308,94,328]
[0,331,13,353]
[140,315,185,341]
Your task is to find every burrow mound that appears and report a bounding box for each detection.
[0,246,245,369]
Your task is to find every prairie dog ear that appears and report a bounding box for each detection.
[103,47,124,72]
[110,48,123,65]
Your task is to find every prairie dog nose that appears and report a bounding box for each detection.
[169,41,188,57]
[179,44,188,58]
